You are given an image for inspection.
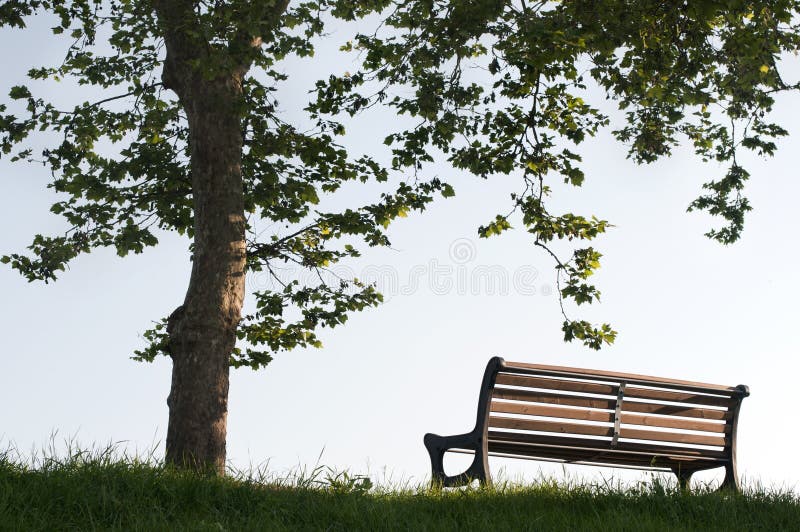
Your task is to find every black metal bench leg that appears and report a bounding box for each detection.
[719,463,741,493]
[424,434,447,487]
[673,468,694,492]
[475,446,491,487]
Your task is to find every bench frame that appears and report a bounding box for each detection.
[424,357,749,491]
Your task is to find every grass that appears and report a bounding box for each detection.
[1,445,798,531]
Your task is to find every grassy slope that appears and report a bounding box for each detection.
[1,457,798,531]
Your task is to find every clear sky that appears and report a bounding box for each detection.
[2,11,799,490]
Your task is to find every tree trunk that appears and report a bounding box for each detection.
[163,75,247,474]
[148,0,251,466]
[152,0,282,475]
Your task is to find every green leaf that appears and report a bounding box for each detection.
[8,85,31,99]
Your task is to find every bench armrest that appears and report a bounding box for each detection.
[424,431,489,487]
[424,431,478,452]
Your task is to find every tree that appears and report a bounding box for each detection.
[2,0,797,474]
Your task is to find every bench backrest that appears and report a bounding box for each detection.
[476,358,749,461]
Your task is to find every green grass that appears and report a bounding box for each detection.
[1,446,798,531]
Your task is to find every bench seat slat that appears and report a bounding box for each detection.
[485,442,725,471]
[487,442,720,466]
[487,430,729,460]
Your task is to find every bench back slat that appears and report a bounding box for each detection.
[492,401,613,423]
[490,415,614,438]
[620,426,726,447]
[624,385,734,408]
[489,415,727,447]
[491,387,730,424]
[491,400,728,433]
[493,388,616,410]
[495,373,616,395]
[617,401,731,420]
[500,361,741,394]
[620,411,728,433]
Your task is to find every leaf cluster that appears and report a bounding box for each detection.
[310,0,800,348]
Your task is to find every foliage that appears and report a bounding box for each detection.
[3,0,800,356]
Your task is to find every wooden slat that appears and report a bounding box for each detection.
[624,386,733,407]
[488,441,712,466]
[491,401,728,433]
[489,416,613,438]
[490,416,726,447]
[495,373,616,395]
[621,400,731,420]
[486,449,673,472]
[448,444,672,471]
[491,401,614,423]
[489,442,667,467]
[451,447,724,473]
[484,442,723,471]
[620,412,727,433]
[487,430,729,460]
[494,387,731,418]
[492,388,615,410]
[620,426,725,447]
[502,361,740,394]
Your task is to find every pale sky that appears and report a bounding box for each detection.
[2,11,799,490]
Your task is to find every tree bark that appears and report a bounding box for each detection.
[165,78,247,474]
[164,80,247,474]
[155,1,249,475]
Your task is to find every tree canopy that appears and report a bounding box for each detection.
[3,1,796,354]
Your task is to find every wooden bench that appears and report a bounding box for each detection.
[424,357,749,491]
